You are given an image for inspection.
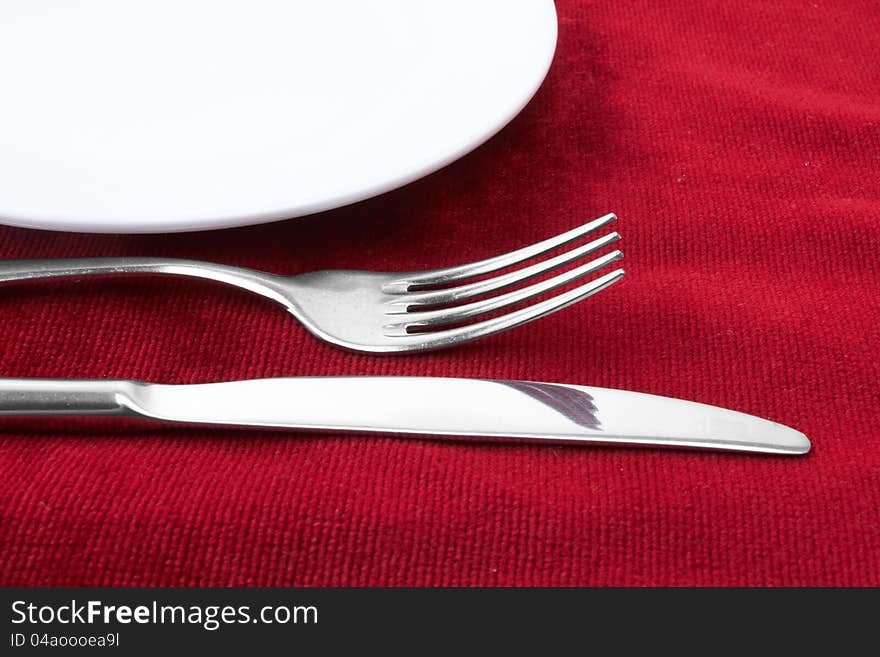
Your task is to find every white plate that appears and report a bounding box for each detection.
[0,0,556,233]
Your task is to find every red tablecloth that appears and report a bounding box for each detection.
[2,1,878,586]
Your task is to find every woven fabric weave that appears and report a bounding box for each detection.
[1,0,878,586]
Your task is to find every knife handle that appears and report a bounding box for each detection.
[0,378,134,416]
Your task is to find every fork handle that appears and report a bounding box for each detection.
[0,257,287,303]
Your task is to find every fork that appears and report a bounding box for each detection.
[0,214,624,353]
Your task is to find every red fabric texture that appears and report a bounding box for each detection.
[1,1,878,586]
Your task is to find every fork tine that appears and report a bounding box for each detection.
[388,269,625,348]
[386,231,620,312]
[383,213,617,293]
[385,250,622,333]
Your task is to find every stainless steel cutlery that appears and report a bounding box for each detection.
[0,213,810,454]
[0,214,623,354]
[0,376,810,455]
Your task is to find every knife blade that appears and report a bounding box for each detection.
[0,377,810,455]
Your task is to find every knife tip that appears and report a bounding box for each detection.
[786,430,811,455]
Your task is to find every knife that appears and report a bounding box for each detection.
[0,377,810,455]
